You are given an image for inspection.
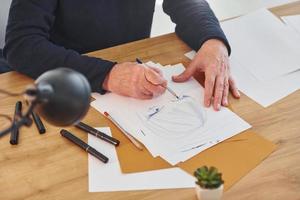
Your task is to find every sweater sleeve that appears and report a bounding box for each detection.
[163,0,231,54]
[3,0,115,93]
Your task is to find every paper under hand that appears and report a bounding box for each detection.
[91,62,250,165]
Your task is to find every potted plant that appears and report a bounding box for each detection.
[194,166,224,200]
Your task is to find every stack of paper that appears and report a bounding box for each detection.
[91,62,251,165]
[88,128,194,192]
[282,14,300,34]
[185,9,300,107]
[206,0,299,20]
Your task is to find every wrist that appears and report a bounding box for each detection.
[202,39,229,56]
[102,63,117,92]
[102,74,110,91]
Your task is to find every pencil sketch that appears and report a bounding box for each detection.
[138,95,207,139]
[180,139,221,153]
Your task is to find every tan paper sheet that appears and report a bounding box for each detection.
[110,122,276,190]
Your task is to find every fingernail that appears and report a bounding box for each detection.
[205,100,210,107]
[223,100,228,106]
[217,104,221,110]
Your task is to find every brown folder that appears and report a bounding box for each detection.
[108,116,276,190]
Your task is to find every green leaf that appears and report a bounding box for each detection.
[194,166,224,189]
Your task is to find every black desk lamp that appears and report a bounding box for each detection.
[0,68,91,138]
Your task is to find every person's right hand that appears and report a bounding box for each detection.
[102,62,167,99]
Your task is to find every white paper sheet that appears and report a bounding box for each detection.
[185,50,300,107]
[88,128,195,192]
[206,0,299,21]
[261,0,299,8]
[230,56,300,107]
[91,63,250,165]
[184,51,197,60]
[221,9,300,81]
[184,9,300,107]
[282,15,300,34]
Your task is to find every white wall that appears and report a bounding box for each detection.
[0,0,12,48]
[150,0,299,37]
[151,2,176,37]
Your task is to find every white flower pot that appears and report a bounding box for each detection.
[195,184,224,200]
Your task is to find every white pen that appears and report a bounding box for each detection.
[104,111,144,150]
[136,58,180,99]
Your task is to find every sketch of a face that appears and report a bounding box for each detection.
[139,96,206,139]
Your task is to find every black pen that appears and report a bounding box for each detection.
[10,101,22,145]
[75,122,120,146]
[32,111,46,134]
[60,129,109,163]
[25,100,46,134]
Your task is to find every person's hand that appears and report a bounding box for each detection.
[172,39,240,111]
[103,62,167,99]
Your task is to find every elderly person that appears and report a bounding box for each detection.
[4,0,240,111]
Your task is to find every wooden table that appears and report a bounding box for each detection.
[1,3,300,200]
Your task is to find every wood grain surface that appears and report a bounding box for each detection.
[0,2,300,200]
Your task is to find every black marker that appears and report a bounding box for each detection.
[32,111,46,134]
[10,101,22,145]
[60,129,109,163]
[25,100,46,134]
[75,122,120,146]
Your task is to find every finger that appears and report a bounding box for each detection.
[144,67,167,85]
[222,77,229,106]
[134,84,153,99]
[213,60,228,110]
[143,78,166,96]
[229,76,240,99]
[148,66,163,77]
[172,63,197,83]
[137,91,153,100]
[150,67,168,89]
[204,73,216,108]
[213,74,225,111]
[138,78,153,96]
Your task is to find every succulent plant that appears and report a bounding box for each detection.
[194,166,224,189]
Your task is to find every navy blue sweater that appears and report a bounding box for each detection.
[4,0,230,93]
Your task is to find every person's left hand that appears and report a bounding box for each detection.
[172,39,240,111]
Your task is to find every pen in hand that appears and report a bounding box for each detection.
[136,58,180,99]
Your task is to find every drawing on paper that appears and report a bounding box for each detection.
[180,139,221,153]
[138,95,207,139]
